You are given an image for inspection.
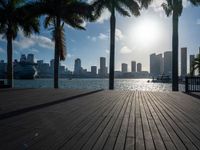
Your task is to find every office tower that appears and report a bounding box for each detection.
[150,53,163,77]
[181,47,187,77]
[164,51,172,76]
[190,55,195,72]
[150,53,156,76]
[122,63,128,73]
[91,66,97,75]
[20,54,26,62]
[131,61,136,73]
[37,60,43,65]
[27,54,34,63]
[137,63,142,72]
[74,58,82,75]
[99,57,106,77]
[157,54,164,74]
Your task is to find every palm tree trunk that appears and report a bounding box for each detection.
[172,12,179,91]
[54,17,61,89]
[109,7,116,90]
[7,34,13,88]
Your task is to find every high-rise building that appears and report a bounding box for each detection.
[121,63,128,73]
[150,53,163,77]
[181,47,187,77]
[99,57,106,77]
[164,51,172,76]
[91,66,97,76]
[190,55,195,73]
[131,61,136,73]
[74,58,82,75]
[37,60,43,65]
[137,63,142,72]
[27,54,34,63]
[20,54,26,62]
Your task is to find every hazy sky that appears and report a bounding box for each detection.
[0,0,200,72]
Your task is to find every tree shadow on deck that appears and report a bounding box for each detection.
[183,92,200,100]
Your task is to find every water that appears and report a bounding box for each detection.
[11,79,185,92]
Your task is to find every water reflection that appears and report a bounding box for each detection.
[13,79,185,92]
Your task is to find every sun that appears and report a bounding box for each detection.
[129,19,162,49]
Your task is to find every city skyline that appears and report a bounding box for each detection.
[0,2,200,72]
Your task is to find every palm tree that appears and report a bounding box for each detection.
[28,0,93,88]
[162,0,183,91]
[190,54,200,76]
[0,0,40,88]
[91,0,152,90]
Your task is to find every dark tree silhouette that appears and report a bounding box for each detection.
[162,0,183,91]
[91,0,152,90]
[28,0,93,88]
[0,0,39,88]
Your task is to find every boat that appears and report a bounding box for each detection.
[152,75,171,83]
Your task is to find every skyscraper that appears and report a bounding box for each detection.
[131,61,136,73]
[99,57,106,77]
[190,55,195,73]
[137,63,142,72]
[27,54,34,63]
[164,51,172,76]
[122,63,128,73]
[91,66,97,76]
[150,53,163,77]
[20,54,26,62]
[181,47,187,77]
[74,58,82,75]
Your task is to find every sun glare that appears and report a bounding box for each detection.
[129,19,162,49]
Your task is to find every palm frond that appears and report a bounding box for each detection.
[162,3,173,16]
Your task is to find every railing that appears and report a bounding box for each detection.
[185,76,200,92]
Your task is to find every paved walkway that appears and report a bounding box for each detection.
[0,89,200,150]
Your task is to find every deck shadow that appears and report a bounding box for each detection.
[0,89,103,120]
[183,92,200,100]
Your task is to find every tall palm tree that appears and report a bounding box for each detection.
[190,54,200,76]
[162,0,183,91]
[91,0,152,90]
[0,0,39,88]
[28,0,93,88]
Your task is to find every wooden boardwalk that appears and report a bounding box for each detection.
[0,89,200,150]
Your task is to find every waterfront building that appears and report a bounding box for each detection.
[190,55,195,73]
[181,47,187,77]
[91,66,97,76]
[27,54,34,63]
[164,51,172,77]
[74,58,82,76]
[131,61,136,73]
[122,63,128,73]
[137,63,142,72]
[150,53,163,77]
[99,57,106,77]
[20,54,26,62]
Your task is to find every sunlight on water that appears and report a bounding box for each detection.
[13,79,185,92]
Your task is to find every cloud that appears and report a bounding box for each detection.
[87,36,97,42]
[120,46,132,54]
[96,10,110,24]
[115,29,124,41]
[67,53,74,58]
[0,47,5,53]
[106,49,110,54]
[98,33,108,40]
[197,19,200,25]
[13,31,54,50]
[149,0,190,16]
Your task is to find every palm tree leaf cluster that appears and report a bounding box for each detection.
[162,0,183,17]
[0,0,39,39]
[191,54,200,76]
